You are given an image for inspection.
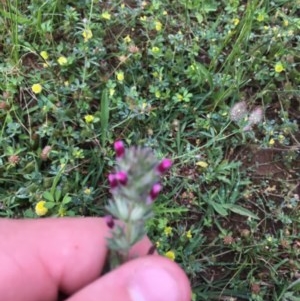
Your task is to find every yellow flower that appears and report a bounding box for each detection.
[283,20,289,27]
[257,13,265,22]
[109,88,115,97]
[35,201,48,216]
[164,226,172,236]
[269,138,275,145]
[165,250,175,261]
[196,161,208,168]
[140,16,147,21]
[152,71,159,78]
[116,71,124,82]
[189,64,196,71]
[57,56,68,66]
[31,83,43,94]
[43,62,50,68]
[233,18,239,26]
[186,230,192,239]
[278,134,285,142]
[123,35,131,43]
[40,51,49,60]
[163,10,168,16]
[152,46,160,53]
[82,28,93,42]
[141,1,148,8]
[274,62,284,73]
[84,114,94,123]
[155,21,162,31]
[84,187,91,195]
[101,11,111,20]
[176,94,183,101]
[73,149,84,159]
[155,241,160,248]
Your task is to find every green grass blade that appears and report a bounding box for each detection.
[100,88,110,147]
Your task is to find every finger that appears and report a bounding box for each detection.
[68,255,191,301]
[0,218,152,301]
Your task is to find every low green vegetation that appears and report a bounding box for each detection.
[0,0,299,300]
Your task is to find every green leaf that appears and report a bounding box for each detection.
[196,63,213,88]
[23,209,35,218]
[62,194,72,205]
[226,204,259,220]
[202,1,218,13]
[216,176,231,185]
[50,165,65,196]
[283,291,300,301]
[55,189,62,202]
[195,13,203,24]
[0,8,29,24]
[100,88,110,146]
[211,201,228,216]
[288,278,300,291]
[45,202,56,209]
[43,191,54,202]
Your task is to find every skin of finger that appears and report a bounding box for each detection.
[67,255,191,301]
[0,218,153,301]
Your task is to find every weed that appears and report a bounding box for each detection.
[0,0,299,299]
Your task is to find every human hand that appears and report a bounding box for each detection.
[0,218,191,301]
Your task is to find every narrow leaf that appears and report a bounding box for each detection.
[101,88,110,146]
[227,204,259,220]
[211,201,228,216]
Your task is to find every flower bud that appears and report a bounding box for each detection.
[41,145,52,160]
[150,183,162,200]
[114,140,125,158]
[147,244,156,255]
[0,101,8,110]
[116,171,128,185]
[157,159,172,174]
[108,173,118,188]
[104,215,115,228]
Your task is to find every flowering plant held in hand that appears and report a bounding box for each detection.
[105,141,172,270]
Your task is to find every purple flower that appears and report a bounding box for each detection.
[108,173,118,189]
[114,140,125,158]
[104,215,115,228]
[150,183,162,200]
[116,171,128,185]
[157,159,172,174]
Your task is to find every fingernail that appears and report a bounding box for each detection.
[128,266,180,301]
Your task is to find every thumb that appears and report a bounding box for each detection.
[68,255,191,301]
